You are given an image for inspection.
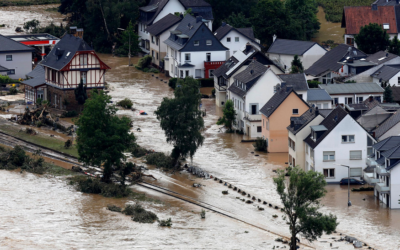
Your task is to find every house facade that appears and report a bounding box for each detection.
[260,86,310,153]
[307,89,332,109]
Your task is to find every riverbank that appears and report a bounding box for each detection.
[0,0,58,7]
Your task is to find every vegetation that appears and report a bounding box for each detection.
[62,110,79,118]
[226,12,252,29]
[115,21,141,57]
[130,144,148,158]
[317,0,374,22]
[117,98,133,109]
[0,0,59,7]
[68,175,131,198]
[24,19,68,38]
[384,86,394,103]
[389,36,400,56]
[158,218,172,227]
[253,137,267,151]
[307,80,321,88]
[123,203,158,223]
[168,78,178,89]
[217,99,236,132]
[8,86,18,95]
[145,152,174,169]
[211,88,215,97]
[344,80,356,83]
[75,90,136,182]
[136,55,152,70]
[0,75,13,84]
[75,79,88,105]
[107,204,122,212]
[155,77,204,166]
[355,23,390,54]
[200,209,206,219]
[274,166,338,250]
[290,55,304,74]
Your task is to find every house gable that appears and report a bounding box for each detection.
[181,23,228,52]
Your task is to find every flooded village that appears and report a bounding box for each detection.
[1,1,400,249]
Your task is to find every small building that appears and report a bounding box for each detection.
[304,106,376,183]
[307,89,332,109]
[260,85,310,152]
[319,82,384,105]
[371,64,400,86]
[146,13,182,69]
[214,23,261,58]
[6,33,60,60]
[164,14,228,79]
[278,73,309,101]
[266,37,327,72]
[22,65,46,104]
[0,34,35,79]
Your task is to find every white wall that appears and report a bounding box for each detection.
[150,23,180,56]
[329,93,383,105]
[267,53,297,73]
[390,166,400,209]
[218,30,261,58]
[302,45,327,70]
[154,0,185,23]
[0,52,32,79]
[379,122,400,141]
[308,100,332,109]
[231,91,245,131]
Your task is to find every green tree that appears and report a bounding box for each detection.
[155,77,205,166]
[74,79,88,105]
[226,12,252,28]
[216,99,236,132]
[355,23,390,54]
[384,85,394,103]
[76,90,136,182]
[116,21,140,57]
[23,19,40,32]
[274,167,338,250]
[285,0,320,41]
[290,55,304,73]
[389,36,400,56]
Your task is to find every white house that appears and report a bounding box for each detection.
[373,110,400,141]
[266,37,327,72]
[307,89,332,109]
[213,44,283,107]
[287,107,331,169]
[371,64,400,87]
[214,23,261,58]
[319,82,384,105]
[304,106,376,183]
[138,0,213,53]
[278,73,309,101]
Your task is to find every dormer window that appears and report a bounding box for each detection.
[383,23,390,30]
[194,40,199,46]
[206,40,212,45]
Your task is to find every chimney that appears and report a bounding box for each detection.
[196,16,202,23]
[70,26,83,39]
[70,26,77,35]
[76,28,84,39]
[281,81,286,89]
[273,34,277,42]
[372,3,378,10]
[222,22,226,27]
[315,107,319,116]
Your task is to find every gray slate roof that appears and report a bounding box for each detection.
[319,109,333,117]
[381,144,400,159]
[371,65,400,81]
[234,61,268,83]
[319,83,384,95]
[391,86,400,102]
[214,24,256,42]
[41,34,93,71]
[164,14,203,51]
[278,73,309,91]
[228,84,246,98]
[260,87,309,118]
[304,106,349,149]
[373,136,400,151]
[305,44,366,77]
[0,65,9,72]
[366,51,398,65]
[307,89,332,101]
[0,34,35,53]
[22,65,45,88]
[287,107,323,135]
[146,14,182,36]
[267,38,324,55]
[374,110,400,138]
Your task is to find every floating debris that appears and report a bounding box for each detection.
[187,165,210,178]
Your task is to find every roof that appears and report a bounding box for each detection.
[373,136,400,151]
[319,109,333,117]
[366,51,399,65]
[342,6,398,34]
[311,125,328,131]
[267,38,324,55]
[287,107,323,135]
[146,14,182,36]
[214,24,257,43]
[22,65,45,88]
[0,34,35,53]
[0,65,9,72]
[234,61,268,83]
[305,44,367,77]
[260,87,309,118]
[278,73,309,92]
[5,33,59,43]
[319,83,384,95]
[41,34,93,71]
[164,14,203,51]
[391,86,400,102]
[304,106,349,149]
[307,89,332,101]
[371,65,400,81]
[375,109,400,138]
[381,144,400,159]
[374,0,400,6]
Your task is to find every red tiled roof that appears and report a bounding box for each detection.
[343,6,397,34]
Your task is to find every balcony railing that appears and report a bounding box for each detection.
[244,111,261,122]
[376,182,390,193]
[204,61,225,67]
[364,172,379,185]
[376,165,389,176]
[366,157,377,167]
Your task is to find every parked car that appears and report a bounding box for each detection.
[340,178,365,185]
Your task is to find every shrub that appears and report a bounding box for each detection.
[123,203,158,223]
[36,98,42,105]
[211,88,215,96]
[36,121,43,128]
[307,80,321,88]
[168,78,178,89]
[107,204,122,212]
[159,218,172,227]
[131,144,148,157]
[63,110,78,117]
[143,68,150,72]
[8,86,18,95]
[68,176,131,198]
[149,68,159,73]
[145,152,173,169]
[253,137,267,151]
[117,98,133,109]
[200,209,206,219]
[137,55,152,69]
[0,75,11,84]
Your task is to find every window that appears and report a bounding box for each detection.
[350,150,362,160]
[345,97,353,104]
[266,120,269,130]
[156,52,159,60]
[185,53,191,61]
[235,37,239,42]
[194,40,200,46]
[185,70,189,77]
[342,135,355,143]
[206,53,211,62]
[323,168,335,178]
[293,109,299,115]
[257,126,262,133]
[151,36,155,43]
[298,94,303,100]
[383,24,390,30]
[195,69,202,78]
[310,148,314,159]
[350,168,362,177]
[80,54,88,65]
[333,98,339,104]
[81,71,87,84]
[7,69,15,75]
[156,38,159,46]
[206,40,212,45]
[180,70,183,78]
[227,37,231,42]
[357,97,363,103]
[251,105,257,115]
[306,144,309,155]
[346,37,354,46]
[398,77,400,85]
[209,69,215,77]
[233,50,237,54]
[288,138,296,150]
[6,55,12,61]
[323,151,335,161]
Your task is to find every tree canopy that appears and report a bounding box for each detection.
[115,21,141,57]
[217,99,236,132]
[384,85,394,103]
[155,77,205,165]
[76,90,136,182]
[290,55,304,73]
[355,23,390,54]
[389,36,400,56]
[274,167,338,250]
[226,12,252,29]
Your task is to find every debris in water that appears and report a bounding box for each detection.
[200,209,206,219]
[187,165,209,178]
[107,204,122,212]
[193,183,201,188]
[222,190,228,194]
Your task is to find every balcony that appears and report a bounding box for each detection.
[376,182,390,193]
[204,61,225,67]
[366,157,377,167]
[364,172,379,185]
[244,111,261,122]
[376,165,389,176]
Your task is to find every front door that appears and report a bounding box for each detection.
[386,194,390,207]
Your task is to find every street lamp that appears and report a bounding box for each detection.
[118,27,131,66]
[338,164,352,207]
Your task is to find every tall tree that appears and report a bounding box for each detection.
[285,0,320,41]
[116,21,141,57]
[355,23,390,54]
[274,167,338,250]
[389,36,400,56]
[226,12,252,29]
[76,90,136,182]
[155,77,205,165]
[216,99,236,132]
[384,85,394,103]
[290,55,304,73]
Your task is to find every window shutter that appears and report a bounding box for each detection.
[350,150,362,160]
[350,168,362,177]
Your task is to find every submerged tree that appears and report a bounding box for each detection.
[274,167,338,250]
[384,85,394,103]
[74,79,88,105]
[116,20,140,57]
[76,90,135,182]
[355,23,390,54]
[155,77,204,166]
[290,55,304,73]
[217,99,236,132]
